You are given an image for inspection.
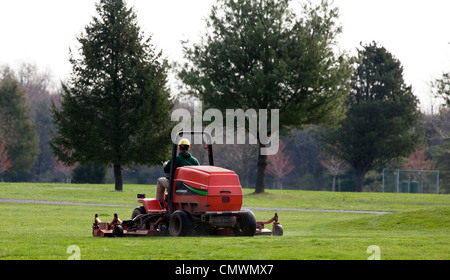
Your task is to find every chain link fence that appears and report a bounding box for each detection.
[382,169,440,194]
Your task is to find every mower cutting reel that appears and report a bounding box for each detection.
[256,213,284,236]
[92,131,283,237]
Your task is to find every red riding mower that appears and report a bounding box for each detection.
[93,131,283,237]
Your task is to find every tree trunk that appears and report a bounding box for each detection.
[355,169,367,192]
[114,164,123,192]
[255,143,267,194]
[332,175,336,192]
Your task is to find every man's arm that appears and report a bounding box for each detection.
[193,157,200,166]
[163,160,171,173]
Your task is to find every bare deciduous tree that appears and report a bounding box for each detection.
[267,141,294,189]
[403,147,433,180]
[320,155,348,192]
[53,156,78,184]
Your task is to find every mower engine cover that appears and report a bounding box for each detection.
[172,166,243,213]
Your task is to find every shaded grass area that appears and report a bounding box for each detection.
[0,183,449,260]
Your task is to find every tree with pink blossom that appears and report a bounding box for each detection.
[267,141,295,189]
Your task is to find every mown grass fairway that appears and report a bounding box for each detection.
[0,183,449,260]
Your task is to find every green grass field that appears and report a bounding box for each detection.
[0,183,449,260]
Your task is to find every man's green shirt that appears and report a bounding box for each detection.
[163,151,200,173]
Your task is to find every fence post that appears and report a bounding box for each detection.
[420,170,424,193]
[408,172,411,193]
[436,170,440,194]
[395,169,400,193]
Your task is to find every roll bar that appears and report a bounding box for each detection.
[167,131,214,214]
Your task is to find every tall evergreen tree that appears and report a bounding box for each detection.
[50,0,173,191]
[433,73,450,107]
[179,0,352,193]
[0,75,39,179]
[319,42,424,192]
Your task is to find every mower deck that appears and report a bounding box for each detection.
[93,211,283,237]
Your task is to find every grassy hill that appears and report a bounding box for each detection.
[0,183,448,260]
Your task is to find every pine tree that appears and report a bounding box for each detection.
[319,42,424,192]
[433,73,450,107]
[50,0,173,191]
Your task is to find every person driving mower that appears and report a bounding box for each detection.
[156,138,200,206]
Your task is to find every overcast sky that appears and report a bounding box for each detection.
[1,0,450,112]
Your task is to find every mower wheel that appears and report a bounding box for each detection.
[236,209,256,236]
[169,210,193,236]
[131,206,146,219]
[159,224,169,236]
[114,225,124,237]
[273,224,284,236]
